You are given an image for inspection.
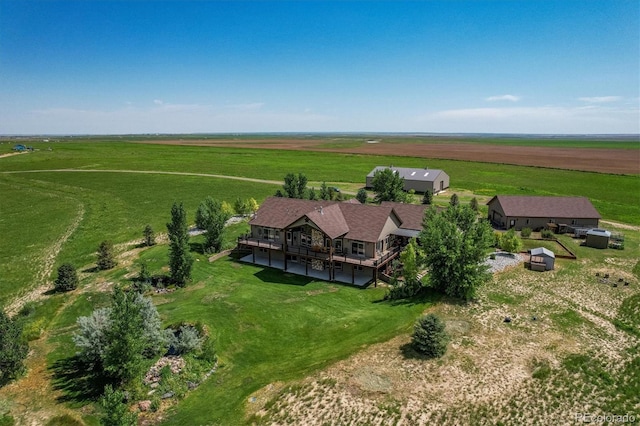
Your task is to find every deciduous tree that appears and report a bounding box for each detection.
[419,205,493,300]
[371,168,405,203]
[0,309,28,386]
[500,228,523,254]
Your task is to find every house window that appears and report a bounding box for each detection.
[352,241,365,256]
[526,219,530,225]
[376,240,383,253]
[334,261,343,271]
[286,231,292,243]
[354,265,364,271]
[259,248,268,253]
[571,219,577,225]
[301,233,311,247]
[334,239,343,252]
[286,254,298,262]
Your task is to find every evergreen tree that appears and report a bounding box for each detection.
[54,263,79,292]
[449,193,460,207]
[371,168,405,203]
[102,287,145,384]
[308,187,317,200]
[422,190,433,205]
[97,241,116,270]
[0,309,28,386]
[167,202,193,286]
[356,188,368,204]
[469,197,479,212]
[412,314,449,358]
[282,173,308,199]
[142,224,155,246]
[319,182,330,200]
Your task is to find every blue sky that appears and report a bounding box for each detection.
[1,1,638,134]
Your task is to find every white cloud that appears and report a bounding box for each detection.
[418,105,640,134]
[578,96,622,103]
[485,95,520,102]
[153,99,164,105]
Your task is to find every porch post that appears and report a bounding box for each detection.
[329,237,333,281]
[374,268,377,287]
[252,247,255,263]
[352,265,355,285]
[283,227,288,271]
[305,257,308,275]
[268,248,271,266]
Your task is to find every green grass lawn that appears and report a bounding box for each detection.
[1,141,638,223]
[41,244,433,425]
[0,172,277,304]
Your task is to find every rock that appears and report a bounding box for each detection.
[187,381,198,390]
[150,382,159,389]
[139,400,152,412]
[504,316,512,323]
[161,391,175,399]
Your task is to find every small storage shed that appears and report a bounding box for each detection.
[585,229,611,249]
[530,247,555,271]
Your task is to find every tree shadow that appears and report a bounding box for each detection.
[254,268,313,286]
[189,241,205,255]
[373,288,443,306]
[400,343,435,361]
[82,266,99,273]
[49,355,109,404]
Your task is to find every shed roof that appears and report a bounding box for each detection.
[530,247,555,258]
[367,166,445,182]
[586,228,611,238]
[487,195,601,219]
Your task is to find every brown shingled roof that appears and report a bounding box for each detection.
[338,203,397,242]
[250,197,338,229]
[488,195,601,219]
[250,197,402,243]
[380,202,428,231]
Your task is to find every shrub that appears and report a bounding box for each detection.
[411,314,449,358]
[198,337,217,363]
[356,188,368,204]
[520,227,532,238]
[168,325,204,355]
[500,229,523,254]
[54,263,79,292]
[99,385,137,426]
[541,229,555,239]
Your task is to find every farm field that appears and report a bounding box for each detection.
[0,137,638,425]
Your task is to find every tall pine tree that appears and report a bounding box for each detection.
[167,202,193,286]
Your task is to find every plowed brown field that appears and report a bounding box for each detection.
[137,139,639,174]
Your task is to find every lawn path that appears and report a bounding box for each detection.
[5,203,85,317]
[0,169,358,194]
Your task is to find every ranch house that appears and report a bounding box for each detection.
[487,195,601,231]
[365,166,450,194]
[237,197,429,286]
